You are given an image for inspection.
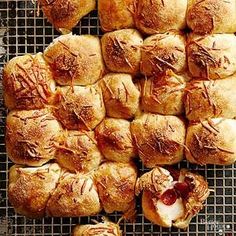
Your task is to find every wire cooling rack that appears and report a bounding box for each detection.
[0,1,235,235]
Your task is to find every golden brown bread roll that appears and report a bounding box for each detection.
[187,0,236,35]
[95,118,136,163]
[100,73,140,119]
[134,0,187,34]
[38,0,96,33]
[94,162,137,216]
[46,172,101,217]
[185,118,236,165]
[55,130,103,173]
[73,219,122,236]
[6,109,62,166]
[130,113,186,167]
[101,29,143,75]
[54,85,105,131]
[3,53,55,110]
[136,167,210,229]
[8,163,61,218]
[185,76,236,121]
[139,70,186,115]
[44,34,104,86]
[98,0,135,32]
[187,34,236,79]
[141,33,187,77]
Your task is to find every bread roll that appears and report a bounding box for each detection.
[54,85,105,131]
[141,33,186,77]
[185,76,236,121]
[55,130,102,173]
[140,70,186,115]
[8,163,61,218]
[136,167,210,229]
[6,109,62,166]
[38,0,96,33]
[101,29,143,75]
[46,172,101,217]
[185,118,236,165]
[44,34,104,86]
[187,0,236,35]
[131,113,186,167]
[3,53,55,110]
[100,73,140,119]
[134,0,187,34]
[187,34,236,79]
[98,0,135,32]
[95,162,137,216]
[95,118,136,163]
[73,220,122,236]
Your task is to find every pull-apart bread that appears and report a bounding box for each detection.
[141,33,187,77]
[136,167,210,229]
[94,162,137,217]
[98,0,135,32]
[3,53,55,110]
[134,0,187,34]
[186,118,236,165]
[139,70,186,115]
[100,73,140,119]
[55,130,103,173]
[44,34,104,86]
[185,75,236,121]
[73,219,122,236]
[53,85,105,131]
[187,34,236,79]
[187,0,236,35]
[95,118,137,163]
[38,0,96,33]
[101,29,143,75]
[131,113,186,167]
[6,109,62,166]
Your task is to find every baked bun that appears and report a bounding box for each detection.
[185,76,236,121]
[98,0,135,32]
[101,29,143,75]
[95,162,137,216]
[55,130,103,173]
[187,0,236,35]
[38,0,96,33]
[54,85,105,131]
[185,118,236,165]
[131,113,186,167]
[3,53,55,110]
[95,118,136,163]
[136,167,210,229]
[6,109,62,166]
[134,0,187,34]
[187,34,236,79]
[46,172,101,217]
[44,34,104,86]
[73,219,122,236]
[140,70,186,115]
[100,73,140,119]
[8,163,61,218]
[141,33,186,77]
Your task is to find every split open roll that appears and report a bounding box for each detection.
[136,167,210,229]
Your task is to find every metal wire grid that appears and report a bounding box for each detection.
[0,1,235,235]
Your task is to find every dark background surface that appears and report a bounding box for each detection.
[0,1,235,235]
